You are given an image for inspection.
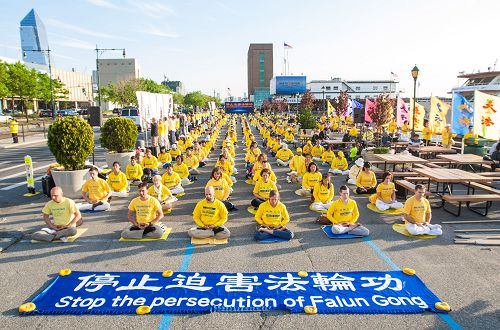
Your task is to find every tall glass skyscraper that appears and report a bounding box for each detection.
[20,9,49,66]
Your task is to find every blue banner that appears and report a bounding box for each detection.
[22,271,446,315]
[451,93,474,136]
[274,76,307,95]
[224,102,254,114]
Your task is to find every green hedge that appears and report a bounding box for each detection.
[100,117,138,153]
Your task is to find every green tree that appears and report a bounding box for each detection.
[0,61,10,99]
[184,91,208,109]
[173,92,184,105]
[5,62,39,120]
[100,78,174,107]
[36,74,69,106]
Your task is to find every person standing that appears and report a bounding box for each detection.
[150,117,159,148]
[10,118,18,143]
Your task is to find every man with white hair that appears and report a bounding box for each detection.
[347,158,364,185]
[275,143,294,166]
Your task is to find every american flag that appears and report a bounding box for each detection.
[284,42,293,49]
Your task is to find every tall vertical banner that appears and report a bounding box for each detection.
[136,91,173,126]
[409,98,425,131]
[351,99,363,121]
[473,90,500,140]
[396,97,409,127]
[429,96,450,134]
[365,99,376,123]
[451,93,474,136]
[327,100,335,118]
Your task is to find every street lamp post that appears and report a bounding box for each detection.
[322,86,326,113]
[23,48,54,118]
[95,46,126,108]
[411,65,419,135]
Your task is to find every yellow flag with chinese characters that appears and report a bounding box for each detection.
[409,98,426,131]
[327,100,335,118]
[429,96,450,134]
[473,90,500,139]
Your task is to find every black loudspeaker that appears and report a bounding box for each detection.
[88,106,102,127]
[353,108,365,124]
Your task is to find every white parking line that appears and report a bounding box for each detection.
[0,163,34,173]
[0,175,45,190]
[0,165,47,181]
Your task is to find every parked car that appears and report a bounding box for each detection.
[57,109,78,116]
[120,107,143,131]
[77,108,88,116]
[39,109,53,117]
[112,108,121,115]
[0,114,13,123]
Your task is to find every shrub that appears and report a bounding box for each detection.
[100,117,138,153]
[47,116,94,170]
[373,147,391,154]
[298,107,317,129]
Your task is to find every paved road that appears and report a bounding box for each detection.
[0,118,498,330]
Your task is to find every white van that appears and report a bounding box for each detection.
[120,107,143,131]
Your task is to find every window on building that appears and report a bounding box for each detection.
[373,86,378,91]
[365,95,370,99]
[325,86,331,90]
[333,86,338,90]
[326,95,331,99]
[383,86,388,91]
[355,95,361,100]
[355,86,360,91]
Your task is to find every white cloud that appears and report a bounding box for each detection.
[0,43,21,51]
[86,0,119,9]
[144,24,179,38]
[50,35,95,50]
[129,0,175,18]
[52,52,77,60]
[46,18,132,41]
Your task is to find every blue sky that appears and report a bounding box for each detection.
[1,0,499,99]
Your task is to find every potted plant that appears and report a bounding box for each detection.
[47,116,94,198]
[100,117,138,169]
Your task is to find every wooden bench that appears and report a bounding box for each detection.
[405,176,430,183]
[426,163,444,168]
[390,172,419,178]
[395,180,432,198]
[467,182,500,195]
[442,194,500,216]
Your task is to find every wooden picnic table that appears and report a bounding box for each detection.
[437,154,492,172]
[413,167,491,195]
[373,153,428,172]
[323,140,356,145]
[407,145,457,159]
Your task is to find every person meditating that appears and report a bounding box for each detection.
[251,168,278,210]
[318,185,369,236]
[206,167,237,211]
[107,161,128,197]
[254,190,294,241]
[355,162,377,194]
[402,185,442,236]
[161,163,184,195]
[148,175,177,213]
[189,186,231,239]
[121,182,165,239]
[79,166,112,211]
[32,187,82,242]
[311,173,334,212]
[126,156,143,185]
[298,162,322,196]
[369,172,404,211]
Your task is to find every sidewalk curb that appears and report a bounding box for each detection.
[0,139,47,149]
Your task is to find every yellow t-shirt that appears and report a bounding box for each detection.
[349,127,358,137]
[253,169,277,183]
[141,156,159,169]
[255,201,290,227]
[206,178,230,201]
[303,143,313,155]
[276,149,293,161]
[326,198,359,224]
[184,155,199,169]
[170,148,182,158]
[107,171,128,192]
[42,198,77,226]
[332,157,348,170]
[422,127,432,140]
[253,179,277,199]
[128,196,162,224]
[322,151,335,163]
[388,121,397,133]
[403,196,431,224]
[161,172,181,189]
[147,184,172,201]
[289,155,305,172]
[126,164,143,180]
[313,182,334,203]
[82,178,110,201]
[302,172,322,189]
[402,124,410,134]
[376,182,395,203]
[441,129,451,145]
[158,152,172,164]
[356,171,377,188]
[192,199,228,227]
[311,145,324,157]
[173,163,189,179]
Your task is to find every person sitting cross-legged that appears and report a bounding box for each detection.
[32,187,82,242]
[78,166,112,212]
[254,190,294,241]
[310,173,335,212]
[107,161,128,197]
[403,185,442,236]
[206,167,237,211]
[188,186,231,239]
[161,163,184,195]
[370,172,404,211]
[148,175,178,213]
[251,168,278,210]
[126,156,143,185]
[121,182,165,239]
[275,144,294,167]
[355,162,377,194]
[298,162,322,196]
[141,148,159,178]
[317,185,369,236]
